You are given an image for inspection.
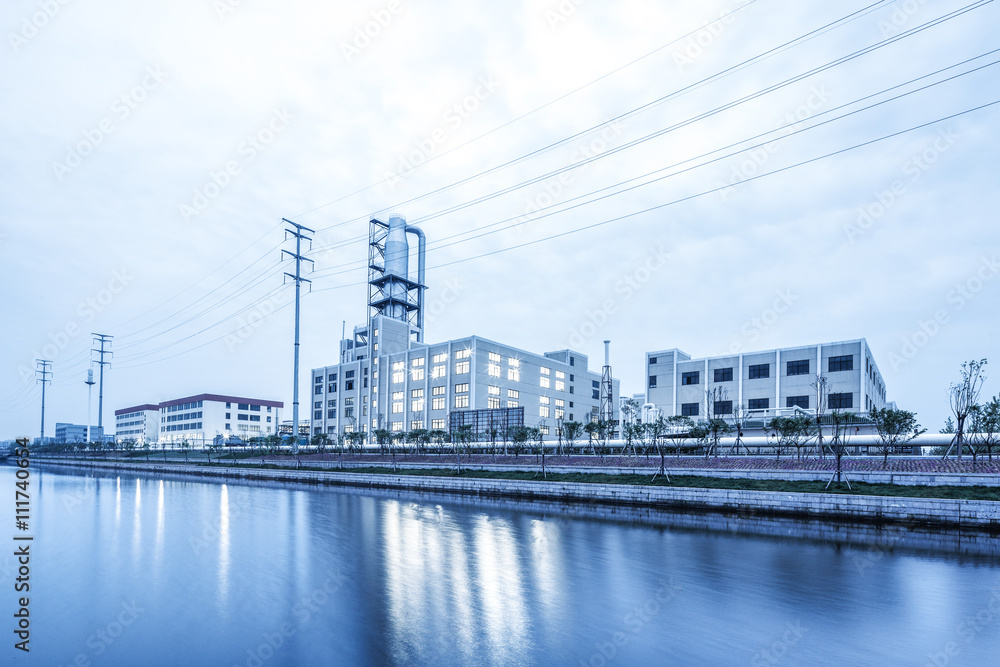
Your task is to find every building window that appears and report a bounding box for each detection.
[714,367,733,383]
[648,376,657,389]
[455,383,469,393]
[488,363,500,378]
[328,373,337,382]
[592,389,599,400]
[391,421,403,432]
[455,361,470,375]
[315,375,322,384]
[314,410,322,421]
[713,400,733,415]
[327,409,336,419]
[432,385,445,396]
[829,393,853,410]
[748,398,769,411]
[345,380,354,391]
[681,403,699,417]
[649,356,657,365]
[829,355,854,372]
[508,358,519,367]
[507,389,518,399]
[412,357,425,368]
[328,382,337,393]
[411,367,425,381]
[432,364,446,379]
[225,412,231,419]
[540,377,550,389]
[569,356,575,366]
[225,423,231,429]
[455,349,471,360]
[488,351,501,363]
[410,420,423,431]
[488,397,501,409]
[346,370,355,378]
[555,370,565,380]
[508,400,519,408]
[411,398,424,412]
[541,366,550,376]
[433,352,448,364]
[314,401,322,409]
[569,387,574,394]
[539,396,550,405]
[592,380,599,389]
[786,395,810,409]
[681,371,700,385]
[431,419,445,430]
[455,395,469,408]
[555,380,565,392]
[540,406,550,418]
[314,385,322,395]
[508,368,520,381]
[786,360,810,376]
[487,385,500,396]
[539,425,550,435]
[432,397,445,410]
[748,364,769,380]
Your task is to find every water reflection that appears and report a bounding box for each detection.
[219,484,230,603]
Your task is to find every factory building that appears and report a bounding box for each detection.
[114,403,160,444]
[644,338,887,421]
[112,394,283,444]
[310,216,619,439]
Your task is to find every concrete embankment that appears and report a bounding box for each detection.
[35,458,1000,530]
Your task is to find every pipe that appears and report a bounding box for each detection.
[405,225,426,342]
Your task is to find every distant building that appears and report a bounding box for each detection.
[113,394,283,445]
[114,404,160,443]
[54,423,103,443]
[644,338,887,421]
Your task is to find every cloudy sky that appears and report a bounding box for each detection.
[1,0,998,439]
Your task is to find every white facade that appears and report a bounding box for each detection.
[311,314,619,439]
[114,404,160,443]
[645,338,887,421]
[158,394,282,443]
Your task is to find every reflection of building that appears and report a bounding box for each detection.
[55,423,103,443]
[113,394,283,444]
[310,215,619,440]
[644,339,888,421]
[114,404,159,443]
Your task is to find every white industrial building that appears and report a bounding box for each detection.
[310,216,619,440]
[644,338,887,421]
[113,394,283,444]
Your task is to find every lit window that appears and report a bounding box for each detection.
[508,389,519,399]
[540,367,550,376]
[455,383,469,393]
[487,397,500,409]
[411,399,424,412]
[455,395,469,408]
[507,400,519,408]
[540,377,550,389]
[455,349,471,360]
[488,363,501,377]
[488,385,500,395]
[391,421,403,432]
[411,420,423,430]
[411,367,425,381]
[411,358,425,368]
[392,391,404,401]
[508,368,520,382]
[488,351,501,363]
[540,406,550,418]
[432,386,446,396]
[556,370,565,380]
[555,381,565,392]
[432,397,445,410]
[431,364,446,379]
[432,419,445,430]
[455,361,470,375]
[433,352,448,363]
[540,396,550,404]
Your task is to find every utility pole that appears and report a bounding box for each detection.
[85,367,96,442]
[282,218,314,454]
[92,333,113,440]
[36,359,52,444]
[601,340,614,436]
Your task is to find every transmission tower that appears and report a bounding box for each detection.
[36,359,52,443]
[282,218,314,453]
[600,340,614,437]
[92,333,113,436]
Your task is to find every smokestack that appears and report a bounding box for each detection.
[604,340,610,367]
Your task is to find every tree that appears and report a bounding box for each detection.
[509,425,531,458]
[533,425,546,479]
[945,358,987,460]
[826,410,855,489]
[729,402,751,455]
[620,398,641,457]
[767,416,814,460]
[665,415,694,457]
[971,396,1000,461]
[180,439,190,463]
[583,420,599,456]
[870,407,924,468]
[429,429,448,452]
[562,421,583,455]
[141,441,152,461]
[810,374,831,458]
[940,416,955,434]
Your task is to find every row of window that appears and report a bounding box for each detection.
[164,401,203,413]
[652,356,857,388]
[676,393,853,416]
[165,411,202,423]
[161,422,203,432]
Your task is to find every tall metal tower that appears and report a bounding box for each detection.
[600,340,614,433]
[282,218,314,453]
[36,359,52,443]
[92,333,113,434]
[367,215,425,342]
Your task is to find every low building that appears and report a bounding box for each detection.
[311,314,619,440]
[114,404,160,443]
[54,423,103,443]
[644,338,887,421]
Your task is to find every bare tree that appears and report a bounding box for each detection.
[970,396,1000,462]
[729,402,750,455]
[767,416,814,460]
[825,410,855,489]
[810,374,831,458]
[562,421,582,456]
[944,359,987,460]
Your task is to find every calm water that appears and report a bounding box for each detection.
[4,465,1000,666]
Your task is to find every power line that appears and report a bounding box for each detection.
[35,360,52,442]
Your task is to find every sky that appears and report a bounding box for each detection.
[1,0,998,440]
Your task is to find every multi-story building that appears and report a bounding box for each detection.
[644,338,887,420]
[54,423,103,443]
[311,315,618,439]
[114,404,160,443]
[113,394,283,444]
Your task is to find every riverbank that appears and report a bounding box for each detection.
[34,458,1000,530]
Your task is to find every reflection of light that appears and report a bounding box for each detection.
[473,515,528,663]
[115,476,121,525]
[132,478,142,561]
[219,485,230,604]
[529,519,564,631]
[155,480,165,574]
